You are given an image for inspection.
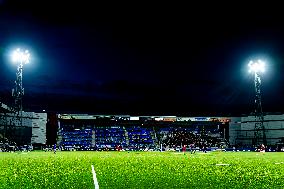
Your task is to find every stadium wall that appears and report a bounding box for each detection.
[233,114,284,146]
[0,112,47,145]
[31,113,47,144]
[228,117,241,145]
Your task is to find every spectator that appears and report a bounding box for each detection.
[190,143,196,154]
[182,145,186,154]
[53,144,56,154]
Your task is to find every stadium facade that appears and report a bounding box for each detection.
[56,114,232,150]
[231,114,284,146]
[56,114,284,149]
[0,101,47,146]
[1,105,284,148]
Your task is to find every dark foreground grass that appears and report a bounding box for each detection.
[0,151,284,188]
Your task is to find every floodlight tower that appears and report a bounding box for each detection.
[11,48,30,120]
[248,59,267,146]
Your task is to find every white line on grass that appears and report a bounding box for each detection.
[216,164,230,166]
[91,165,99,189]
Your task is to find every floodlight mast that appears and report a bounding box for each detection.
[11,49,30,126]
[248,60,267,146]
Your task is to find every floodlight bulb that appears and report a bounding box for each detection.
[11,48,30,64]
[248,60,265,73]
[12,50,21,62]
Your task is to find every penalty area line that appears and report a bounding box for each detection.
[91,165,99,189]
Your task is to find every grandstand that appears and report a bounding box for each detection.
[57,115,155,150]
[2,110,284,152]
[56,114,230,151]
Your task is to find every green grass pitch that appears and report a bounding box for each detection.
[1,151,284,188]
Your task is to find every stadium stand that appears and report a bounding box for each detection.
[158,121,229,150]
[59,128,93,150]
[56,115,231,151]
[94,127,126,149]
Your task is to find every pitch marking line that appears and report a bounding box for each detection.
[215,164,230,166]
[91,165,99,189]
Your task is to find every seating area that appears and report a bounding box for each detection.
[127,126,154,145]
[60,128,93,150]
[159,126,225,149]
[58,122,225,151]
[94,127,126,149]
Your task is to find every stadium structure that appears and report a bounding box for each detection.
[56,114,230,151]
[232,113,284,147]
[55,114,284,151]
[2,102,284,151]
[0,101,47,149]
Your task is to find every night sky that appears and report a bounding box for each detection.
[0,2,284,116]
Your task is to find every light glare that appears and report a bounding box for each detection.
[248,60,265,73]
[11,48,30,64]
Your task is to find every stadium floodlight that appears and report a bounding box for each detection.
[11,48,30,113]
[12,48,30,64]
[248,59,265,73]
[7,47,31,145]
[248,59,267,146]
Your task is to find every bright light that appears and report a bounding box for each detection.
[12,48,30,64]
[248,59,265,73]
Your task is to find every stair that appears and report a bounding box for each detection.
[123,126,129,145]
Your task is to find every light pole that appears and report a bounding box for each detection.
[11,48,30,112]
[248,59,267,146]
